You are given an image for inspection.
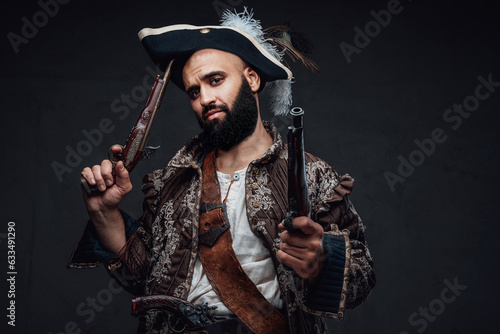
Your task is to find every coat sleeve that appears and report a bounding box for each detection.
[67,169,166,296]
[300,157,376,320]
[103,168,172,296]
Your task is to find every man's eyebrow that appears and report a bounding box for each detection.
[202,70,226,81]
[185,70,227,94]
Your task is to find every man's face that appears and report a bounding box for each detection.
[182,49,260,151]
[198,75,259,151]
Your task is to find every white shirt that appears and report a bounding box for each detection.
[187,167,282,315]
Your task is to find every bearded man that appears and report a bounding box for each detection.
[69,9,375,334]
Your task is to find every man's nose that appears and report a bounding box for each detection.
[199,88,216,107]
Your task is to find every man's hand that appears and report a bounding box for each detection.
[81,145,133,211]
[277,216,325,282]
[80,145,132,256]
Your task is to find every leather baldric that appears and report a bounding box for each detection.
[197,151,286,334]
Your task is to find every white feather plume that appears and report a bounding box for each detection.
[266,80,293,116]
[220,7,292,116]
[220,8,284,61]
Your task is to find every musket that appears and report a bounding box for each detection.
[80,59,175,195]
[285,107,311,232]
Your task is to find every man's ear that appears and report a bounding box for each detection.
[243,67,261,93]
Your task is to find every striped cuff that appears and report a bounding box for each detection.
[304,233,347,315]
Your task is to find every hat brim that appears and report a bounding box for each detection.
[138,24,293,90]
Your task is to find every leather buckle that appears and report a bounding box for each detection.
[198,203,230,247]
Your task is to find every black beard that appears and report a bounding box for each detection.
[198,76,258,152]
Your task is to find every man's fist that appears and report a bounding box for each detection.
[80,145,133,213]
[277,216,325,281]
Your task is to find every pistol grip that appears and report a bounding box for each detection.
[80,176,98,196]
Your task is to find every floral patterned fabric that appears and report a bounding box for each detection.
[68,122,375,334]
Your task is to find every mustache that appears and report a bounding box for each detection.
[203,104,229,119]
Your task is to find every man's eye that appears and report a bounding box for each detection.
[211,77,223,85]
[190,89,200,99]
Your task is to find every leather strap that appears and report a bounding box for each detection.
[198,151,286,334]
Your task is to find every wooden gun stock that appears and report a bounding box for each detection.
[80,59,174,195]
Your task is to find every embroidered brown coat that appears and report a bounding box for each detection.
[69,122,375,334]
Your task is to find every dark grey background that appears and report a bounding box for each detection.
[1,0,499,333]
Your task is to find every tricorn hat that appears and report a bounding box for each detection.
[138,8,317,116]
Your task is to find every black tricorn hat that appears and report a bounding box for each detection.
[137,8,319,115]
[138,24,293,90]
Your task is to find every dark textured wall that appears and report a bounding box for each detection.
[1,0,499,333]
